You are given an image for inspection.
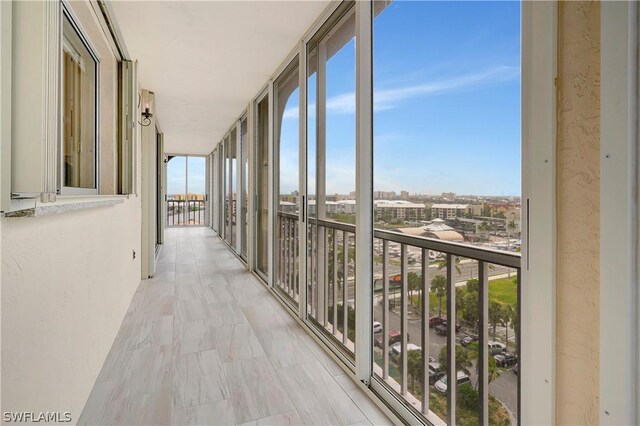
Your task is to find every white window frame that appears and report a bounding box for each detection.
[600,2,639,424]
[59,2,100,196]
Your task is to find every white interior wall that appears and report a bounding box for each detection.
[0,196,142,421]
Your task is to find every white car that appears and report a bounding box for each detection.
[390,342,421,357]
[488,341,507,355]
[434,371,471,394]
[373,321,382,334]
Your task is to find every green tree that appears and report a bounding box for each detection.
[467,342,501,385]
[502,304,515,349]
[488,301,504,340]
[407,349,423,392]
[431,275,447,317]
[408,272,422,308]
[438,344,473,376]
[435,256,462,275]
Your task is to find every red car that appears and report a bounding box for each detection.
[429,316,446,328]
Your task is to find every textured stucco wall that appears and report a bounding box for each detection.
[555,1,600,423]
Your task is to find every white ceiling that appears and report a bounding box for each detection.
[110,1,330,155]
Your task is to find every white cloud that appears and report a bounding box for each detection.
[282,66,519,119]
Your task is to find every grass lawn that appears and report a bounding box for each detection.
[416,276,517,314]
[488,277,517,305]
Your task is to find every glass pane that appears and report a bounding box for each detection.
[167,156,186,226]
[256,96,270,276]
[187,156,206,226]
[62,13,97,189]
[219,146,225,236]
[307,7,356,357]
[373,1,521,423]
[276,61,300,305]
[224,137,231,243]
[241,119,249,257]
[230,128,237,247]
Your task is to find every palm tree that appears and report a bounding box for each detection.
[467,342,501,385]
[488,301,504,340]
[503,304,516,350]
[408,272,421,309]
[438,344,472,376]
[430,275,447,317]
[435,256,462,275]
[407,350,423,392]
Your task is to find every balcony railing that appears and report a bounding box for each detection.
[275,212,521,425]
[167,199,206,226]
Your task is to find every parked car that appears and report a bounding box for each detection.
[373,321,382,334]
[434,324,447,336]
[494,352,518,368]
[374,330,405,348]
[488,341,507,355]
[428,362,445,385]
[434,371,471,394]
[429,316,446,328]
[390,342,421,357]
[460,335,478,346]
[442,320,461,332]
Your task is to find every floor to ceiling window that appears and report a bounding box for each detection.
[229,127,238,249]
[166,155,207,226]
[371,1,521,424]
[275,58,301,306]
[240,117,249,259]
[255,92,270,278]
[224,135,232,245]
[306,3,356,359]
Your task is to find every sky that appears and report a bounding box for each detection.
[167,155,206,195]
[170,1,521,198]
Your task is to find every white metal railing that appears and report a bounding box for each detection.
[275,212,521,425]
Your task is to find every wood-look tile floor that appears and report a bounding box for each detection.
[79,227,392,425]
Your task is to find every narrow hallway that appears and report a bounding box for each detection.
[79,227,391,425]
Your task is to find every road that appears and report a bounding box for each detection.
[332,259,514,304]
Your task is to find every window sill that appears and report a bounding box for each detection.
[3,195,130,218]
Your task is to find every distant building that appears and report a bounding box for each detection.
[373,191,396,200]
[337,199,357,214]
[279,201,297,214]
[441,192,456,200]
[431,203,471,220]
[374,200,426,221]
[400,190,409,200]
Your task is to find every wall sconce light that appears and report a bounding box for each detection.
[139,106,153,127]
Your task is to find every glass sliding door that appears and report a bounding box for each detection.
[166,155,207,226]
[371,2,522,424]
[218,144,225,237]
[306,3,357,359]
[229,128,238,249]
[254,93,270,279]
[274,59,300,306]
[187,156,206,225]
[211,151,217,232]
[224,135,232,245]
[167,156,186,226]
[240,117,249,259]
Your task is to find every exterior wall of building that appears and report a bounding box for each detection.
[0,197,142,422]
[555,1,600,423]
